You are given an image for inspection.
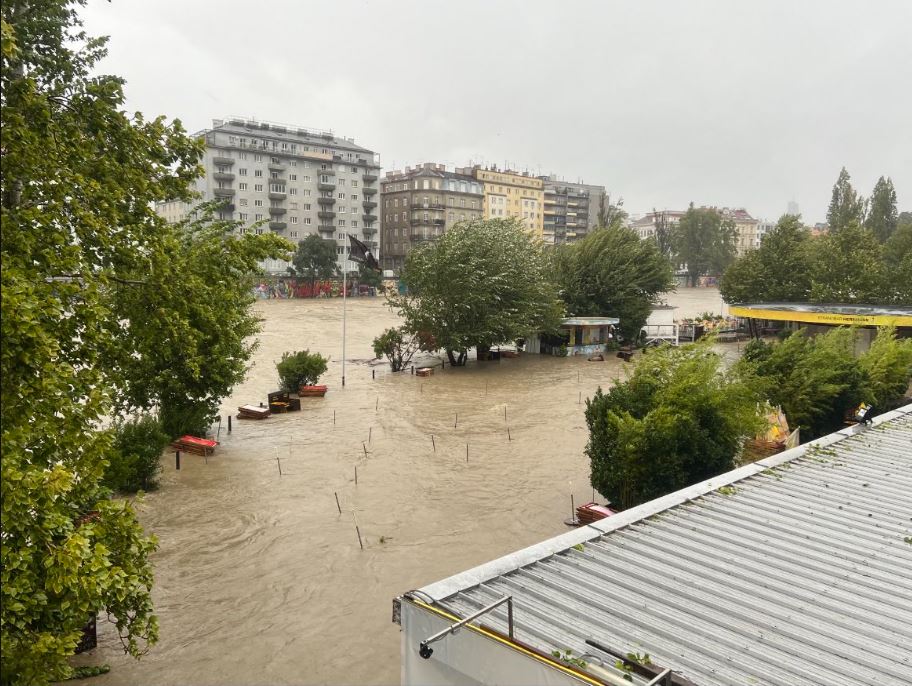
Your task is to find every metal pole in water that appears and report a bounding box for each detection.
[466,443,469,463]
[355,525,364,550]
[334,491,342,514]
[355,466,358,485]
[175,451,181,470]
[571,494,575,520]
[431,435,436,452]
[507,427,511,442]
[228,415,232,433]
[368,426,372,444]
[342,252,347,387]
[454,412,458,429]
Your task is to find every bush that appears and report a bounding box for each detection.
[104,416,170,493]
[373,327,418,372]
[277,350,328,392]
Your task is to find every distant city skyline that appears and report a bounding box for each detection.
[82,0,911,224]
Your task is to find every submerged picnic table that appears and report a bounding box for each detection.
[171,435,218,456]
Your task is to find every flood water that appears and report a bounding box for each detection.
[80,288,724,685]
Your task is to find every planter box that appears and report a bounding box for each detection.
[238,404,271,419]
[416,368,433,377]
[299,385,328,397]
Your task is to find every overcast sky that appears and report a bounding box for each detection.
[82,0,911,223]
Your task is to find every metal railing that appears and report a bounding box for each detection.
[418,595,513,660]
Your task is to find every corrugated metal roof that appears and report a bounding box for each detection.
[414,405,912,686]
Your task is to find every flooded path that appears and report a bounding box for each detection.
[82,289,724,685]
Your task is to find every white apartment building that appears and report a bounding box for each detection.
[157,117,380,273]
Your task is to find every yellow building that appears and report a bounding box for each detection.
[457,165,544,238]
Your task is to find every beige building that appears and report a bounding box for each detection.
[456,165,544,238]
[380,163,484,272]
[722,207,760,256]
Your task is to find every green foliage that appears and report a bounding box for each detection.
[673,204,737,286]
[103,417,170,494]
[738,327,912,439]
[865,176,898,242]
[1,1,194,679]
[883,221,912,304]
[719,215,812,303]
[357,261,382,289]
[276,350,328,392]
[290,233,337,294]
[553,225,674,341]
[827,167,866,233]
[585,342,765,510]
[109,206,292,438]
[391,218,564,365]
[807,223,887,304]
[372,327,418,372]
[66,664,111,680]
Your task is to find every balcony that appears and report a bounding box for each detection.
[362,200,377,211]
[433,217,445,225]
[268,190,286,200]
[269,206,287,216]
[362,186,377,196]
[318,210,336,220]
[317,196,336,206]
[318,181,336,191]
[213,171,235,182]
[363,171,378,183]
[362,226,377,236]
[269,221,287,231]
[409,217,428,226]
[410,232,433,242]
[213,156,234,166]
[269,177,287,185]
[268,162,286,172]
[213,187,235,197]
[410,202,446,210]
[318,224,335,235]
[319,167,336,176]
[362,214,377,223]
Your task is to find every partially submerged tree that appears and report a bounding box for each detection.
[807,222,887,304]
[585,342,765,510]
[373,327,420,372]
[291,233,338,296]
[276,350,328,392]
[673,205,737,286]
[553,225,674,341]
[391,218,564,365]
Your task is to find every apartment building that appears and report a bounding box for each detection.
[455,165,545,238]
[722,207,761,256]
[156,117,381,273]
[380,163,484,272]
[630,210,686,241]
[539,176,606,244]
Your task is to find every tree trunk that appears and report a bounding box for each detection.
[446,349,458,366]
[457,350,467,366]
[476,344,490,361]
[311,276,317,297]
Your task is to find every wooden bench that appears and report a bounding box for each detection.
[171,435,218,455]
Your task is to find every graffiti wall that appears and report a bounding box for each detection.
[252,278,378,299]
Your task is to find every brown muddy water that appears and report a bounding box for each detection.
[78,289,725,685]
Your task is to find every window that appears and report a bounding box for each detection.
[289,188,298,195]
[239,213,248,221]
[290,174,297,181]
[351,220,358,228]
[352,180,359,187]
[271,156,280,164]
[337,247,344,255]
[303,218,311,225]
[239,199,248,206]
[448,198,454,206]
[291,231,298,238]
[338,205,346,213]
[302,189,311,197]
[303,203,311,211]
[471,201,477,209]
[338,233,345,240]
[460,199,466,207]
[255,213,263,221]
[290,202,298,210]
[338,179,346,187]
[269,183,284,193]
[255,228,263,235]
[303,176,311,182]
[240,153,248,160]
[351,194,358,201]
[270,172,279,179]
[290,216,298,224]
[254,200,263,207]
[239,227,247,234]
[239,183,248,190]
[338,219,346,227]
[337,192,345,199]
[255,169,263,178]
[255,184,263,192]
[239,168,248,176]
[351,166,357,173]
[320,175,331,183]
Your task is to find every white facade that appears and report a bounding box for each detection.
[157,118,380,274]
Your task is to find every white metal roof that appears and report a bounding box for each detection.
[414,404,912,686]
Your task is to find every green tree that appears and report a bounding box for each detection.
[673,205,737,286]
[826,167,866,233]
[650,208,676,261]
[595,193,627,229]
[740,327,912,439]
[372,327,419,372]
[103,416,170,494]
[807,222,887,303]
[109,207,292,437]
[357,261,382,290]
[585,342,765,510]
[719,214,812,303]
[883,220,912,304]
[392,218,564,365]
[865,176,898,243]
[291,233,337,296]
[1,1,195,679]
[276,350,328,392]
[553,225,674,341]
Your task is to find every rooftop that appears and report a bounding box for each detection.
[401,405,912,686]
[200,117,378,157]
[729,302,912,327]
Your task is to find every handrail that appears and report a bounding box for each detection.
[418,595,513,659]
